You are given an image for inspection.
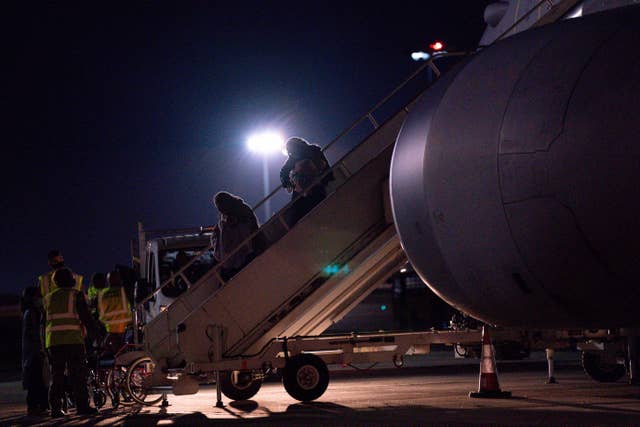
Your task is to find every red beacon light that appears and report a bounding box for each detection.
[429,41,444,51]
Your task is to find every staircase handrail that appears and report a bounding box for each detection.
[136,52,467,311]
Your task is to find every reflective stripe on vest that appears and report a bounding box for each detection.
[98,286,132,333]
[48,325,83,332]
[44,288,83,348]
[40,270,83,297]
[39,272,54,297]
[74,274,83,291]
[87,285,99,301]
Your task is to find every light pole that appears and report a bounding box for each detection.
[247,132,285,220]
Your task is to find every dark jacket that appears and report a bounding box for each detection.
[216,193,259,229]
[279,143,333,191]
[212,192,266,267]
[21,291,50,389]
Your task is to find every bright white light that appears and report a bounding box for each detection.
[247,132,284,154]
[411,51,430,61]
[400,268,408,273]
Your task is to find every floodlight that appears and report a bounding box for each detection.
[247,132,284,154]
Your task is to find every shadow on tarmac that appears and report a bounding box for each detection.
[0,406,127,426]
[5,401,640,427]
[229,399,259,412]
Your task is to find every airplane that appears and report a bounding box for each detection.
[391,0,640,380]
[112,1,640,405]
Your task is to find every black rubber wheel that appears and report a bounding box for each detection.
[219,371,262,401]
[282,354,329,402]
[581,351,626,383]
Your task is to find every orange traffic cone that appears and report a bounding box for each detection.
[469,326,512,398]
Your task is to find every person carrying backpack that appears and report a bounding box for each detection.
[279,137,334,226]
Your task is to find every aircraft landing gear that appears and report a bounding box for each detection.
[581,350,626,383]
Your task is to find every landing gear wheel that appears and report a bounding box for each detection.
[219,371,262,401]
[126,357,165,406]
[282,354,329,402]
[581,351,626,383]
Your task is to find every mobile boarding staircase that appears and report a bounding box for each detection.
[133,54,475,402]
[132,1,578,404]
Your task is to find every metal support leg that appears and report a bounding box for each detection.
[211,325,224,408]
[545,348,557,384]
[628,333,639,385]
[215,370,224,408]
[161,394,170,407]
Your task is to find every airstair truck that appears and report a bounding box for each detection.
[122,50,499,404]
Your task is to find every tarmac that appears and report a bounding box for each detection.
[2,351,640,426]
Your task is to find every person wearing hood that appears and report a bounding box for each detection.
[21,285,50,416]
[279,137,334,226]
[211,191,261,281]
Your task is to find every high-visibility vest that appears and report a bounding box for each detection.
[97,286,132,334]
[43,288,84,348]
[87,284,99,302]
[39,269,83,297]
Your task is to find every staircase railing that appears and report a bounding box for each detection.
[135,52,468,316]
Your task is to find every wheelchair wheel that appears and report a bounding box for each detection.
[92,388,107,408]
[126,357,165,406]
[106,366,135,406]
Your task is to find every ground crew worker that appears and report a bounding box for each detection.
[97,270,133,354]
[44,267,98,418]
[38,249,83,297]
[87,272,107,315]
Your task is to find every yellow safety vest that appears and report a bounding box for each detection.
[98,286,132,334]
[87,284,99,302]
[39,269,83,297]
[43,288,84,348]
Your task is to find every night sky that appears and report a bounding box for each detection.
[4,2,488,296]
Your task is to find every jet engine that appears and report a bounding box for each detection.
[390,6,640,328]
